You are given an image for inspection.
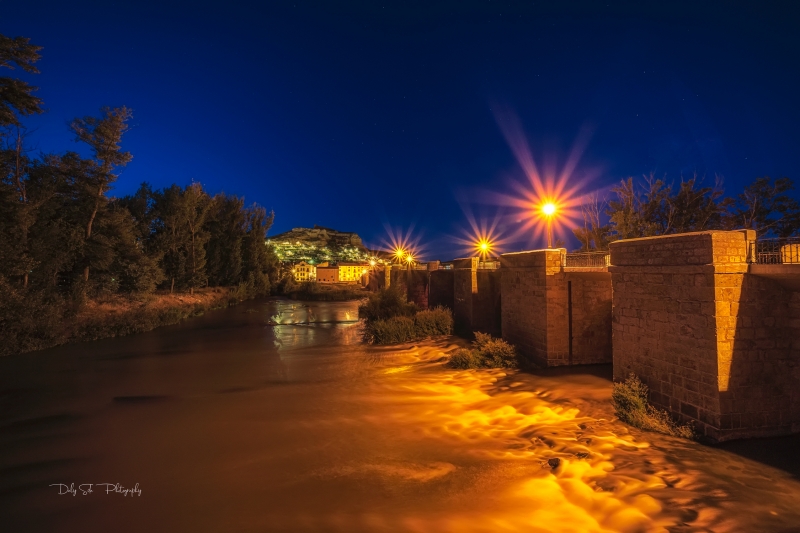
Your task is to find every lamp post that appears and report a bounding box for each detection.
[542,202,557,249]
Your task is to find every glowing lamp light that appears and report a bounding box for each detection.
[538,200,559,248]
[405,254,414,264]
[475,238,493,259]
[369,259,376,267]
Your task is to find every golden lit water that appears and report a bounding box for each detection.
[2,299,800,532]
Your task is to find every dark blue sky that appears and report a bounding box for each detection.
[4,1,799,259]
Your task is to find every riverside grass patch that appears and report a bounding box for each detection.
[612,374,695,439]
[446,332,519,369]
[363,307,454,344]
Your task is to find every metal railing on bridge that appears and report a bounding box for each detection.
[563,251,610,268]
[750,237,800,264]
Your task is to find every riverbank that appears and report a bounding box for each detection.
[0,287,237,357]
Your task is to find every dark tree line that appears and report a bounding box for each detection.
[573,173,800,251]
[0,33,279,308]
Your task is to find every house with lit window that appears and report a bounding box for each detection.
[292,261,316,282]
[338,262,369,282]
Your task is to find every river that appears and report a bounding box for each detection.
[2,298,800,532]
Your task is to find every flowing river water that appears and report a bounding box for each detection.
[2,298,800,532]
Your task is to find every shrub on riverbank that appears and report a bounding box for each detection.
[413,306,454,337]
[446,333,519,369]
[364,308,454,344]
[612,374,695,439]
[358,286,418,321]
[359,288,453,344]
[365,316,417,344]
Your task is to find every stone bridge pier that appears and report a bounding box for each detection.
[500,249,612,367]
[610,230,800,441]
[452,258,502,337]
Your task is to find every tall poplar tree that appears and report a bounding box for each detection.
[70,106,133,281]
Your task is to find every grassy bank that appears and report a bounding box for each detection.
[0,287,240,357]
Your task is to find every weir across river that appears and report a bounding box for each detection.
[376,229,800,442]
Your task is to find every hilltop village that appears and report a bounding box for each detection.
[267,225,386,284]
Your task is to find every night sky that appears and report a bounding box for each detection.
[4,1,799,259]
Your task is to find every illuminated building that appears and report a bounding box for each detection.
[316,266,339,283]
[292,261,316,282]
[338,262,369,282]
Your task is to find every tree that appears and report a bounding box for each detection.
[605,174,728,241]
[152,184,187,293]
[241,204,274,296]
[70,106,133,281]
[573,192,611,251]
[102,202,164,293]
[205,193,246,286]
[0,33,43,127]
[0,33,43,287]
[181,183,211,294]
[724,176,800,238]
[664,175,726,234]
[117,182,157,245]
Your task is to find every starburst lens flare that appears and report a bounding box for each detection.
[379,224,425,265]
[476,238,493,259]
[488,107,603,249]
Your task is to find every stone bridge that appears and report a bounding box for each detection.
[373,230,800,441]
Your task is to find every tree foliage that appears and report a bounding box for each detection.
[575,173,799,249]
[0,32,280,354]
[0,34,43,127]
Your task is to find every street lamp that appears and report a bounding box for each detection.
[541,202,557,249]
[476,238,492,260]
